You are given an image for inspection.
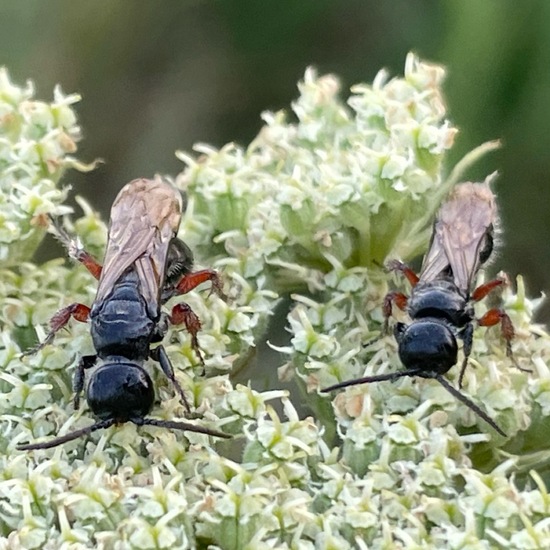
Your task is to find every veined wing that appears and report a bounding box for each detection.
[95,177,183,317]
[420,182,496,292]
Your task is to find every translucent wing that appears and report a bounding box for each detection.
[420,182,497,292]
[95,177,183,318]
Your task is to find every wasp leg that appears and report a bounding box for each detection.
[471,277,505,302]
[478,308,531,375]
[458,323,475,388]
[382,291,409,334]
[72,354,97,410]
[386,260,420,287]
[150,345,191,414]
[49,216,102,279]
[72,249,102,280]
[23,303,91,356]
[172,269,225,299]
[169,302,204,368]
[161,264,226,373]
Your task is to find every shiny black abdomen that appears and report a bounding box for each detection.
[90,270,157,360]
[407,279,471,327]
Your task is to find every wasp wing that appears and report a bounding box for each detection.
[95,177,183,318]
[420,182,496,292]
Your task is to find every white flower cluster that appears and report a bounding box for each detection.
[0,69,96,266]
[2,56,550,549]
[177,54,457,293]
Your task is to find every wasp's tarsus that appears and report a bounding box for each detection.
[18,177,228,450]
[324,180,529,437]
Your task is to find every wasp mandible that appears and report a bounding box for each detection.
[18,177,228,450]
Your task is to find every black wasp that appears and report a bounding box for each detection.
[324,181,527,436]
[18,177,229,450]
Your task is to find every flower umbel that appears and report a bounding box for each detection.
[2,56,550,549]
[0,68,98,266]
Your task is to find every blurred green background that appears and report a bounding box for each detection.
[2,1,550,320]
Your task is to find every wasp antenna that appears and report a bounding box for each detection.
[434,374,506,437]
[322,368,422,393]
[16,418,116,451]
[135,417,231,439]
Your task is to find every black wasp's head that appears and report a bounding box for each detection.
[86,362,155,421]
[395,319,458,376]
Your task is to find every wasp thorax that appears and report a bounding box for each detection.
[86,363,155,420]
[396,319,458,375]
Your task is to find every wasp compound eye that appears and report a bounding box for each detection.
[396,320,458,375]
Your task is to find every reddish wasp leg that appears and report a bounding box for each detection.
[173,269,225,299]
[386,260,420,287]
[150,345,192,414]
[459,277,508,387]
[23,303,91,356]
[382,291,408,334]
[170,303,204,365]
[50,303,90,328]
[72,251,102,280]
[478,309,531,374]
[49,216,103,280]
[471,278,505,302]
